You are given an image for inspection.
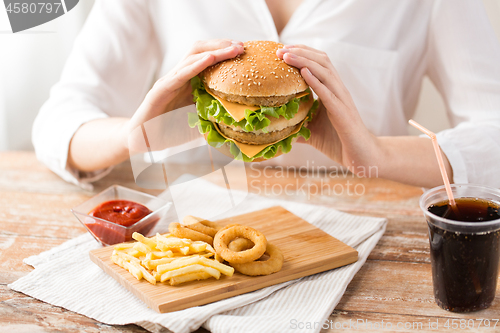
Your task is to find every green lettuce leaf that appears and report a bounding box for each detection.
[309,98,319,119]
[189,115,313,162]
[191,76,309,132]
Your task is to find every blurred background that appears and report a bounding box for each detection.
[0,0,499,151]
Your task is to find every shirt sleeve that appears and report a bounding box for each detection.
[32,0,160,189]
[426,0,500,186]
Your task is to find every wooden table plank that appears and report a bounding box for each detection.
[0,285,149,333]
[1,151,499,332]
[323,311,497,332]
[336,260,500,319]
[0,191,86,238]
[368,215,431,263]
[0,235,66,284]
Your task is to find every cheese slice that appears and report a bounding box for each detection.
[204,85,310,123]
[212,117,308,158]
[294,91,310,99]
[204,87,259,122]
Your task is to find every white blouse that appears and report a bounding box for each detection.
[32,0,500,188]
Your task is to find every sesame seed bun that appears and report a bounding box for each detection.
[201,40,308,107]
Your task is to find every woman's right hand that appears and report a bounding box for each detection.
[277,44,380,173]
[124,39,244,141]
[68,39,243,172]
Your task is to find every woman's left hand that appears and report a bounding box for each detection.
[276,45,381,173]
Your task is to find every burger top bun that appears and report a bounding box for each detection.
[201,41,308,100]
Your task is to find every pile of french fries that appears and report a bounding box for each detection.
[111,232,234,286]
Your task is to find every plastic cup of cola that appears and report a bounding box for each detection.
[420,184,500,312]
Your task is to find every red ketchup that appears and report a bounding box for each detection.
[86,200,155,245]
[90,200,152,227]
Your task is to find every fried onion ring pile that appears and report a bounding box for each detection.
[169,218,284,276]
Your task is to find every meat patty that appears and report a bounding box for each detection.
[217,122,303,145]
[206,86,300,107]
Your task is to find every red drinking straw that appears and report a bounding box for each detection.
[409,119,459,213]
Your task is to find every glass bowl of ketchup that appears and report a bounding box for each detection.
[72,185,171,246]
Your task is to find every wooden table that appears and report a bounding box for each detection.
[1,151,499,332]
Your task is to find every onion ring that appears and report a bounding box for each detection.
[184,222,219,238]
[217,223,239,233]
[214,225,267,264]
[182,216,221,237]
[169,222,213,245]
[196,219,221,230]
[230,243,284,276]
[228,238,254,252]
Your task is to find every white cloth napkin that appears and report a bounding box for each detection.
[9,179,386,333]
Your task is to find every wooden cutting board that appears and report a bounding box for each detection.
[89,206,358,313]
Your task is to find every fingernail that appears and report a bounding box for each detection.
[283,44,295,48]
[231,40,243,46]
[285,52,296,59]
[278,48,291,54]
[303,67,311,75]
[203,54,212,61]
[224,45,235,51]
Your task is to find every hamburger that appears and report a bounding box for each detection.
[190,40,318,162]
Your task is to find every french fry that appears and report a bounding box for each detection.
[111,231,233,286]
[124,248,141,257]
[169,272,212,286]
[157,255,233,277]
[142,257,179,270]
[205,244,216,254]
[133,242,153,255]
[160,264,220,282]
[155,234,190,249]
[150,250,174,259]
[179,246,190,255]
[122,259,143,281]
[129,260,156,285]
[215,253,224,263]
[111,254,123,268]
[113,242,135,250]
[112,253,153,283]
[157,256,202,275]
[115,251,141,264]
[198,256,234,277]
[189,241,207,253]
[132,232,157,249]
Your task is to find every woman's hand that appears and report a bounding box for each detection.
[276,45,453,187]
[68,39,243,172]
[125,39,244,137]
[276,45,381,174]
